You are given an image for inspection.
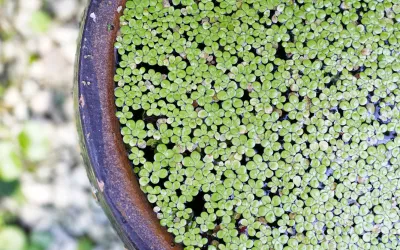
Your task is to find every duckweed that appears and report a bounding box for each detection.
[115,0,400,249]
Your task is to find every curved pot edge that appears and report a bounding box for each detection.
[73,1,182,250]
[73,2,137,250]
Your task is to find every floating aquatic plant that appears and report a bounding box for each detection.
[115,0,400,249]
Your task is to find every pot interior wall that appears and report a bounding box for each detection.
[75,1,182,249]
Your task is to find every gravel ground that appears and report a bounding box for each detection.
[0,0,124,249]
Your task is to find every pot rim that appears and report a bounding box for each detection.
[74,1,182,249]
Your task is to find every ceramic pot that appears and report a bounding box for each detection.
[74,1,182,249]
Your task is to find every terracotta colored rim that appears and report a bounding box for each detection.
[74,1,182,249]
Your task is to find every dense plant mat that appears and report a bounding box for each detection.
[114,0,400,249]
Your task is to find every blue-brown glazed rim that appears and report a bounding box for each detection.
[74,1,182,249]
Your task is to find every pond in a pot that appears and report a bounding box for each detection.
[113,0,400,249]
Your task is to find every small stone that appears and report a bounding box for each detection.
[21,179,52,205]
[29,90,52,115]
[21,80,40,99]
[49,0,78,22]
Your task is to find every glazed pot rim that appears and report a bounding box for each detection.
[74,1,182,249]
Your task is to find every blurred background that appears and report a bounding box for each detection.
[0,0,124,249]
